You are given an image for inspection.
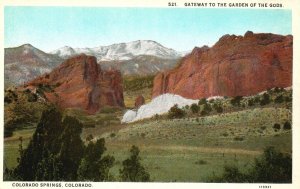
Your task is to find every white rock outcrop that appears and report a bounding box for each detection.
[122,93,198,123]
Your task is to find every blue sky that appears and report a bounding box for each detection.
[5,7,291,52]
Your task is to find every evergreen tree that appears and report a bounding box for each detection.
[168,104,185,119]
[119,145,150,182]
[251,147,292,183]
[14,107,85,181]
[260,93,271,106]
[57,116,85,180]
[190,103,200,114]
[230,96,243,106]
[77,138,115,181]
[210,147,292,183]
[198,98,207,106]
[14,107,63,180]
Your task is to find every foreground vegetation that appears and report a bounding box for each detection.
[4,87,49,137]
[4,86,292,182]
[209,146,291,183]
[4,107,150,181]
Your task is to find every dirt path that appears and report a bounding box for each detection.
[107,143,262,156]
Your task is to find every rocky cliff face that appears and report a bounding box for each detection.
[152,32,292,99]
[26,54,124,113]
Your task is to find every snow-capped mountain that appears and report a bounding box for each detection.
[5,44,63,86]
[99,55,179,76]
[50,40,181,61]
[5,41,185,86]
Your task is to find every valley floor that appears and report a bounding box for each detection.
[5,107,292,182]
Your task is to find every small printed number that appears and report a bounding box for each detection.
[168,2,177,6]
[259,186,271,189]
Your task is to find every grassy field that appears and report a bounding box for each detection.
[83,107,292,181]
[4,127,35,169]
[4,106,292,181]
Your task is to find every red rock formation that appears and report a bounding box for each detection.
[26,54,124,113]
[134,95,145,108]
[152,32,292,99]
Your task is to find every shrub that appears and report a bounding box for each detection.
[198,98,207,105]
[200,110,208,116]
[168,104,185,119]
[254,96,260,103]
[283,121,291,130]
[141,133,146,138]
[274,95,284,103]
[27,93,38,102]
[4,96,13,104]
[230,96,243,106]
[190,103,200,114]
[247,99,254,106]
[251,146,292,183]
[4,90,18,104]
[211,165,247,182]
[260,126,266,130]
[285,96,292,102]
[203,103,212,113]
[86,134,94,142]
[119,145,150,182]
[273,123,281,130]
[4,124,14,138]
[110,133,116,138]
[234,136,244,141]
[78,139,115,181]
[274,87,284,93]
[222,132,229,137]
[260,93,271,106]
[213,103,223,113]
[195,160,207,165]
[210,147,292,183]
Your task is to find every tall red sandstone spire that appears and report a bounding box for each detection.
[26,54,124,113]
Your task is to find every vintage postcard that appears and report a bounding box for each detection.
[0,0,299,188]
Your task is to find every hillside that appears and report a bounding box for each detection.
[4,44,63,86]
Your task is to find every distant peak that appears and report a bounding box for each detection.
[128,40,160,45]
[21,44,34,48]
[62,46,73,49]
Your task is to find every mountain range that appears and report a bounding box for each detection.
[50,40,182,61]
[5,41,184,86]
